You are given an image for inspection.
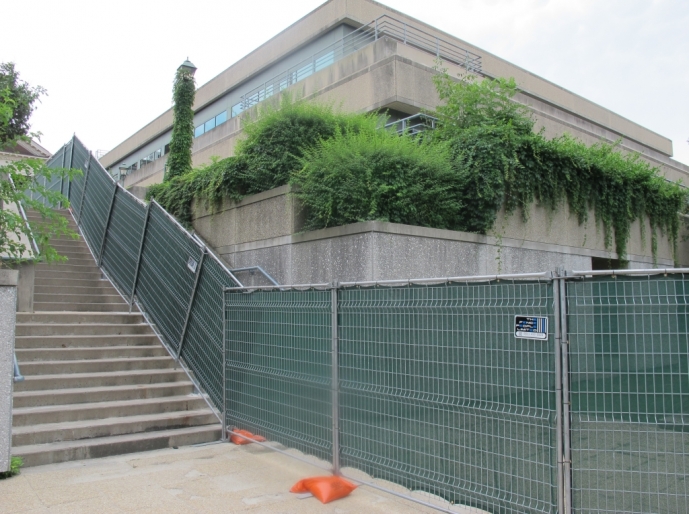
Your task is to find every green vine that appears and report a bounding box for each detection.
[166,66,196,181]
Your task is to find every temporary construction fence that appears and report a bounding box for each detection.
[224,271,689,514]
[44,135,240,413]
[44,136,688,513]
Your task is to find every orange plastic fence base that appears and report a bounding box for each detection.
[229,429,267,445]
[291,476,357,504]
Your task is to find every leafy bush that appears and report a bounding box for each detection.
[292,119,462,231]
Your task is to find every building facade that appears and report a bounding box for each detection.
[101,0,689,193]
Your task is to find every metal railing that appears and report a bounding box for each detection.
[13,353,24,383]
[45,135,245,418]
[240,15,481,112]
[385,113,437,135]
[224,269,689,514]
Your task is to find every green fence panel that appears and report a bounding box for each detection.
[181,255,238,410]
[78,157,114,255]
[135,203,204,353]
[224,289,333,463]
[100,189,146,298]
[338,281,558,514]
[568,275,689,514]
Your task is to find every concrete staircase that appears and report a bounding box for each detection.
[12,210,222,467]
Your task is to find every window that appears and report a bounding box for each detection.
[204,118,216,133]
[315,51,335,72]
[215,111,227,126]
[297,62,314,81]
[194,125,204,138]
[164,144,170,154]
[231,103,243,118]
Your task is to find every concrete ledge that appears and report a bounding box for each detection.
[0,270,19,287]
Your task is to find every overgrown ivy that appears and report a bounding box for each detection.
[148,76,688,264]
[166,66,196,180]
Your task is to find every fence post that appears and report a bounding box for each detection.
[97,181,118,267]
[559,273,573,514]
[66,135,76,202]
[331,281,340,475]
[222,287,227,441]
[553,275,565,514]
[129,202,151,311]
[176,248,206,360]
[76,153,92,224]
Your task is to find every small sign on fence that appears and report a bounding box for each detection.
[515,315,548,340]
[187,256,198,273]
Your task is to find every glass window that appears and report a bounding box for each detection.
[204,118,216,133]
[231,103,243,118]
[297,62,314,81]
[315,51,335,72]
[194,125,204,138]
[154,149,162,160]
[164,144,170,154]
[215,111,227,126]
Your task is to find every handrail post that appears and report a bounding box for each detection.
[176,248,207,360]
[97,181,118,267]
[331,281,340,475]
[129,202,151,310]
[222,287,227,440]
[76,153,92,224]
[375,18,378,40]
[13,353,24,383]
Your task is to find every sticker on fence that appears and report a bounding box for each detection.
[514,315,548,340]
[187,256,198,273]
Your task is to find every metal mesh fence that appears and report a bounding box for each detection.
[224,288,334,463]
[181,254,238,410]
[567,274,689,514]
[135,203,204,354]
[100,190,146,298]
[337,281,558,513]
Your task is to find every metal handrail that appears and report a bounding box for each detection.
[13,353,24,383]
[229,266,280,287]
[240,14,482,112]
[7,174,40,258]
[385,113,437,135]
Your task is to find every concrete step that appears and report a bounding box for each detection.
[35,269,103,281]
[34,302,129,312]
[13,381,194,408]
[12,424,222,467]
[14,369,189,392]
[34,293,126,304]
[36,263,102,273]
[11,409,218,446]
[19,356,177,375]
[16,345,167,362]
[52,257,97,266]
[15,334,159,349]
[34,284,120,296]
[12,395,208,426]
[33,276,112,288]
[17,312,144,324]
[16,322,152,336]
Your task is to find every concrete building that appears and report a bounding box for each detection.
[101,0,689,191]
[99,0,689,279]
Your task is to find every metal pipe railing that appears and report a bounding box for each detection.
[13,353,24,383]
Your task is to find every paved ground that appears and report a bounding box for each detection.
[0,441,476,514]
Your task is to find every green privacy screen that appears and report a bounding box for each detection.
[567,275,689,514]
[224,280,558,513]
[224,289,334,464]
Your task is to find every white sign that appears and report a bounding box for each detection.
[515,315,548,340]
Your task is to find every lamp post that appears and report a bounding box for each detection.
[178,58,197,76]
[118,165,128,185]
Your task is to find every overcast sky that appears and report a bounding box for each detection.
[4,0,688,166]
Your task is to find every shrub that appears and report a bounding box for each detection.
[292,119,462,231]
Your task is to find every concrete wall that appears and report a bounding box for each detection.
[0,270,18,473]
[192,186,685,285]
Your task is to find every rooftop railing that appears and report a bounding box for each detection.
[240,15,482,112]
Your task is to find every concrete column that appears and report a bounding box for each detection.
[0,269,18,472]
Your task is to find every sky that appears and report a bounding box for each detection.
[3,0,688,165]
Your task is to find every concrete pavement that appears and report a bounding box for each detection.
[0,441,480,514]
